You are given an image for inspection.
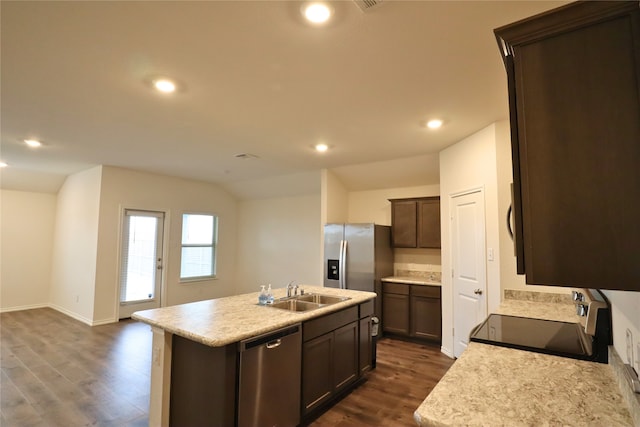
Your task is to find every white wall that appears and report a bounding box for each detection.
[94,166,239,323]
[0,190,56,311]
[347,185,440,225]
[439,124,502,356]
[321,169,348,225]
[603,291,640,372]
[235,194,322,295]
[50,166,102,324]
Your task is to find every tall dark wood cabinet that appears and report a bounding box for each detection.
[495,1,640,291]
[390,197,441,248]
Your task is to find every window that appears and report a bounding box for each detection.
[180,213,218,280]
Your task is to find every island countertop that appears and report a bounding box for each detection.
[132,285,375,347]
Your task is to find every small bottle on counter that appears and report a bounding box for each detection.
[266,284,274,304]
[258,285,268,305]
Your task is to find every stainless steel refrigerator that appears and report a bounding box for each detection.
[323,223,393,316]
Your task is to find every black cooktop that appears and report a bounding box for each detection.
[469,314,592,360]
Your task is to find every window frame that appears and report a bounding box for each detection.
[179,212,219,282]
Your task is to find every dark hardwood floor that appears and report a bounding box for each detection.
[1,308,454,427]
[309,337,454,426]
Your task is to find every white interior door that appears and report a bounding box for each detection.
[119,209,165,319]
[452,190,487,357]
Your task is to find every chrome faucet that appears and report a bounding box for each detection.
[286,281,299,297]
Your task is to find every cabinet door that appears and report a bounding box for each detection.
[358,316,372,375]
[410,296,441,342]
[418,198,441,248]
[496,2,640,291]
[382,293,409,335]
[302,333,334,414]
[333,322,358,391]
[391,200,417,247]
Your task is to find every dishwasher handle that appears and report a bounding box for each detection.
[266,339,282,349]
[239,324,300,351]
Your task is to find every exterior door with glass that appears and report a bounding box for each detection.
[119,209,164,319]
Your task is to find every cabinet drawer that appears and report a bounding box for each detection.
[411,285,440,299]
[359,300,374,318]
[382,282,409,295]
[303,306,358,342]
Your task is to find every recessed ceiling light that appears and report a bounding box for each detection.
[0,162,8,168]
[24,139,42,147]
[153,78,177,93]
[315,143,329,153]
[303,3,333,24]
[427,119,443,129]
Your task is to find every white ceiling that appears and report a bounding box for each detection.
[0,0,567,198]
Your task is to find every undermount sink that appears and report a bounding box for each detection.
[295,293,350,305]
[269,299,321,312]
[267,293,351,312]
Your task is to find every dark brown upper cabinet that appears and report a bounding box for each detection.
[389,197,441,249]
[495,1,640,291]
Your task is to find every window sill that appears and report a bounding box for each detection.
[180,276,217,284]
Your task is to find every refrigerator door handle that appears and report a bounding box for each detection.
[340,240,348,289]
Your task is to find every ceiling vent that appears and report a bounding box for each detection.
[353,0,384,13]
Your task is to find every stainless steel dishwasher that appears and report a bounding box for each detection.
[238,323,301,427]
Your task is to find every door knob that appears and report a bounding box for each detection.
[474,289,483,295]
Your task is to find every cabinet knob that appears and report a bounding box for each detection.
[474,289,483,295]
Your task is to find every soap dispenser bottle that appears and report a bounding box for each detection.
[258,285,268,305]
[266,284,274,304]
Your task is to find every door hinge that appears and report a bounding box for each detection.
[452,327,455,336]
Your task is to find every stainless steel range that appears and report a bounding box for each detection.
[470,289,611,363]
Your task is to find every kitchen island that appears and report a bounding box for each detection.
[132,285,375,427]
[414,290,636,426]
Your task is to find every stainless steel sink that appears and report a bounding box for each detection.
[269,299,322,312]
[295,293,350,305]
[267,293,350,312]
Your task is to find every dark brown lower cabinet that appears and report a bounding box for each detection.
[383,282,441,343]
[302,332,334,412]
[358,316,372,374]
[302,304,369,417]
[382,283,410,335]
[410,286,442,341]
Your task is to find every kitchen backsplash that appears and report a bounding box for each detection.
[503,289,573,304]
[394,263,442,282]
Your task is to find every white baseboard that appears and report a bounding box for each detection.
[0,303,49,313]
[48,303,94,326]
[440,345,455,359]
[2,303,121,326]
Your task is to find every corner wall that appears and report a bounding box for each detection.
[49,166,102,323]
[439,124,501,357]
[94,166,239,323]
[0,190,56,311]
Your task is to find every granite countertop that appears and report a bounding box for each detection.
[414,292,634,426]
[132,285,375,348]
[382,276,442,287]
[414,342,632,427]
